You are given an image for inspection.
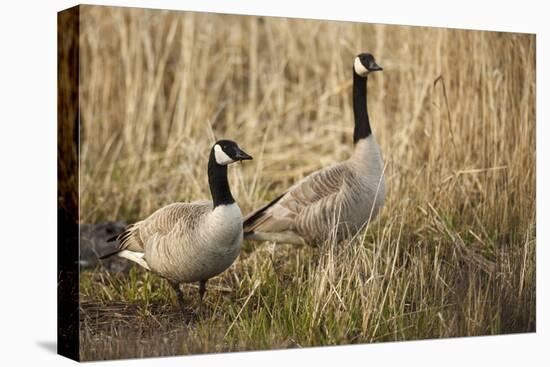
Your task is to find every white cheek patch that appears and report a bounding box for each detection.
[354,57,369,77]
[214,144,235,165]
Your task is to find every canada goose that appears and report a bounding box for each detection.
[99,140,252,314]
[243,53,385,246]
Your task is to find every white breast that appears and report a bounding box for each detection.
[205,202,243,241]
[189,202,243,280]
[349,135,384,173]
[346,135,386,227]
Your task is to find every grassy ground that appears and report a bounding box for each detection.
[78,5,536,361]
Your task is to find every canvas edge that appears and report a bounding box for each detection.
[57,4,81,362]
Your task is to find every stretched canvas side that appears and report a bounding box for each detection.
[57,5,80,362]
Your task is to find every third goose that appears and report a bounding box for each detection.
[243,53,385,246]
[99,140,252,315]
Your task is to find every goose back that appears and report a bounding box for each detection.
[115,201,243,282]
[244,136,385,245]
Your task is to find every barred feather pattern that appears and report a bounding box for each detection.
[244,136,385,245]
[114,200,243,283]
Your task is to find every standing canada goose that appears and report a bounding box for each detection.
[99,140,252,315]
[243,53,385,246]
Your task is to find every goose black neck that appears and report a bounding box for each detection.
[353,70,372,144]
[208,151,235,207]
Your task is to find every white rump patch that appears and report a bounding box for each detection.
[214,144,235,165]
[354,57,369,77]
[118,250,151,270]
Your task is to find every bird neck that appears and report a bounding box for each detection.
[353,70,372,144]
[207,150,235,208]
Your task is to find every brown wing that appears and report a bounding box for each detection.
[100,201,211,258]
[243,163,351,234]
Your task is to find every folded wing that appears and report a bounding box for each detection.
[100,201,211,259]
[243,164,351,237]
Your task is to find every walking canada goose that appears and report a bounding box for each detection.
[243,53,385,246]
[99,140,252,314]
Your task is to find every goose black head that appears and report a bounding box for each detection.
[354,53,383,77]
[212,140,253,166]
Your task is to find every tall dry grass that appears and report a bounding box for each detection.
[78,5,535,360]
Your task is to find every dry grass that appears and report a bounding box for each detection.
[77,5,536,361]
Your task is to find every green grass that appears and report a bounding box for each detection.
[80,213,535,360]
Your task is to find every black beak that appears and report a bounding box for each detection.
[234,148,253,161]
[368,60,383,72]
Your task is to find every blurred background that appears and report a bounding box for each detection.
[77,5,535,360]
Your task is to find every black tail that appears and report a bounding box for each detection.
[98,249,120,260]
[98,225,134,260]
[98,232,124,259]
[243,192,285,233]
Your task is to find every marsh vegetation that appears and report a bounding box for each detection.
[77,5,536,360]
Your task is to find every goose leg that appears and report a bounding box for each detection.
[197,280,207,315]
[199,280,207,302]
[170,282,186,316]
